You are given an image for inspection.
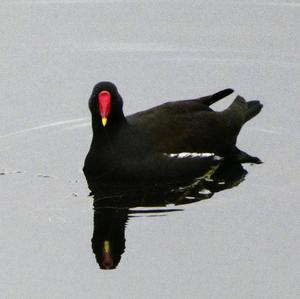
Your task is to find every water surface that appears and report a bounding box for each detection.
[0,1,299,298]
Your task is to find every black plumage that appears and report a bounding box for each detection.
[83,82,262,180]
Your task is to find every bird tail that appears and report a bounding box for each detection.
[231,96,263,123]
[245,100,263,122]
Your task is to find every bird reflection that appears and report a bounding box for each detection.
[92,208,127,270]
[87,162,249,270]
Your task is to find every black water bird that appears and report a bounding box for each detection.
[83,82,262,180]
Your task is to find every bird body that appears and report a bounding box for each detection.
[83,82,262,180]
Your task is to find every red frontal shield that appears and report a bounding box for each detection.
[98,91,111,126]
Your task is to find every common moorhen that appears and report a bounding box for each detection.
[83,82,262,180]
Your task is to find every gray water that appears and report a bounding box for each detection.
[1,1,299,298]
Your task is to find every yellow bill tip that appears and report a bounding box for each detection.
[102,117,107,127]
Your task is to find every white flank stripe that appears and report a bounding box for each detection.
[164,152,222,160]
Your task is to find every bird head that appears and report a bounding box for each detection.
[89,82,124,127]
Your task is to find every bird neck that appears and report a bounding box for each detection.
[91,111,127,139]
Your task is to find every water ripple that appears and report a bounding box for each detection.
[0,118,89,139]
